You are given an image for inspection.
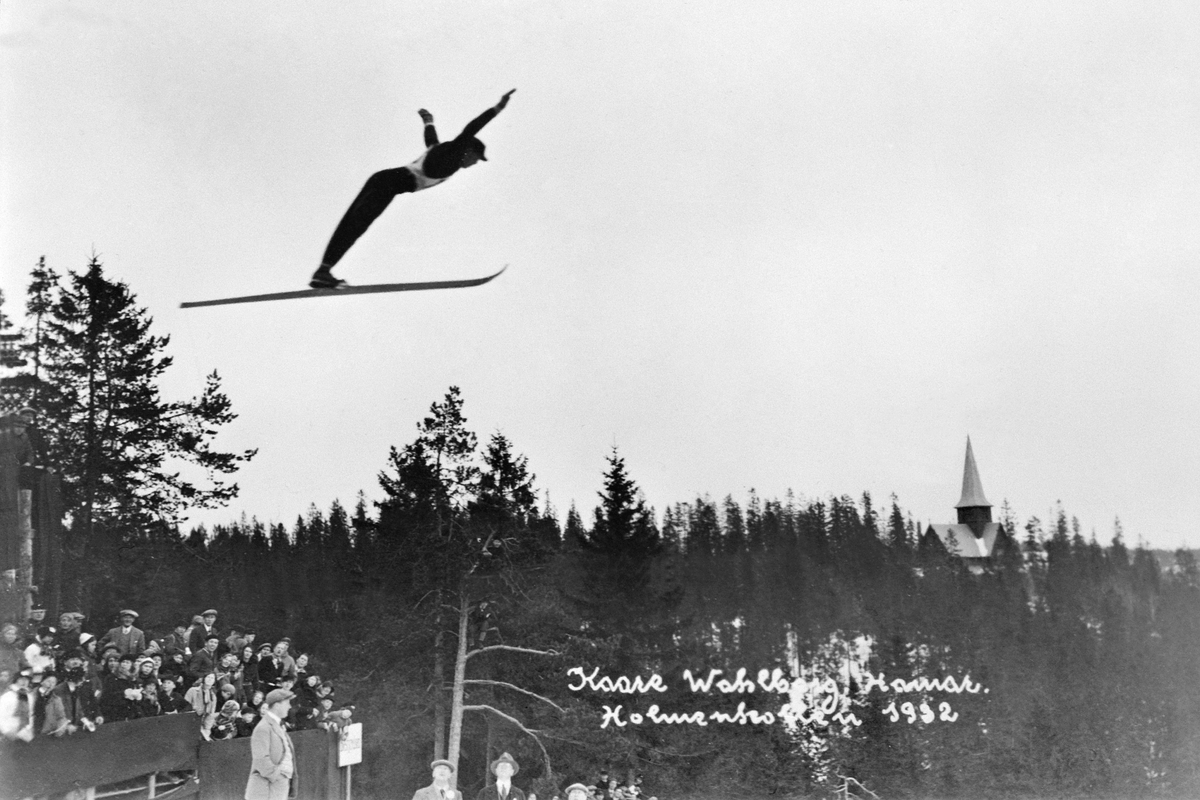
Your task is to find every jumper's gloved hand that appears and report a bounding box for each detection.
[496,89,515,111]
[418,109,434,124]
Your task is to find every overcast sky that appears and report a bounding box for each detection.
[2,1,1197,549]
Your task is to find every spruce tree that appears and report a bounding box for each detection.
[18,257,254,539]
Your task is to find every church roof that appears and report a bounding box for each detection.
[926,522,1003,559]
[955,437,991,509]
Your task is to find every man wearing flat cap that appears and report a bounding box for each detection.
[476,753,525,800]
[99,610,146,657]
[189,609,219,654]
[245,688,296,800]
[413,759,458,800]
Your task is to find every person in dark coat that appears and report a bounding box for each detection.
[256,642,280,690]
[189,634,221,680]
[475,752,526,800]
[55,652,102,730]
[100,653,141,722]
[55,612,84,657]
[240,644,261,693]
[162,623,190,655]
[309,89,516,289]
[158,676,191,713]
[161,647,191,691]
[188,609,219,654]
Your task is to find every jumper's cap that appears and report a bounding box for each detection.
[465,137,487,160]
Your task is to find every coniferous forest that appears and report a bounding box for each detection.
[3,259,1200,800]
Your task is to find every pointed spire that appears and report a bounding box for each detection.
[955,437,991,508]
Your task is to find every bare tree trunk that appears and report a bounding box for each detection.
[433,625,447,761]
[447,594,472,783]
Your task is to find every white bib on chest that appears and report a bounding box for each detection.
[407,149,447,191]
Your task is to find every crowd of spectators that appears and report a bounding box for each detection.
[544,770,657,800]
[0,605,353,744]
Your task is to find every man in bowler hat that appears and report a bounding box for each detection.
[476,753,525,800]
[246,688,296,800]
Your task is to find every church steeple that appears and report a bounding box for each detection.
[955,437,992,534]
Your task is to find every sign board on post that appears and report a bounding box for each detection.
[338,723,363,767]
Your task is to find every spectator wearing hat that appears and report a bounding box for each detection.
[98,648,121,680]
[245,688,296,800]
[256,643,281,691]
[158,676,189,714]
[209,698,241,741]
[100,653,141,722]
[138,680,163,718]
[78,632,98,664]
[161,622,190,655]
[222,625,246,658]
[56,612,84,655]
[189,633,221,680]
[160,647,190,689]
[20,605,47,647]
[218,682,238,716]
[55,653,101,731]
[0,669,35,741]
[477,753,525,800]
[99,610,146,657]
[564,786,590,800]
[413,759,458,800]
[32,674,65,735]
[0,622,26,688]
[189,610,219,655]
[235,703,258,737]
[315,697,353,732]
[136,655,159,685]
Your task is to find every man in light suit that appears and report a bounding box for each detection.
[245,688,296,800]
[99,610,146,657]
[475,753,525,800]
[412,759,458,800]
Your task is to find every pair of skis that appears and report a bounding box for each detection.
[180,266,506,309]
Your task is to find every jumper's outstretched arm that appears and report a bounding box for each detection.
[418,108,439,146]
[459,88,516,140]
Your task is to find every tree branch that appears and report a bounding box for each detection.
[462,704,552,778]
[462,679,566,713]
[466,644,558,662]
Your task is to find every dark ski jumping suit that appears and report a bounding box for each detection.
[318,101,506,273]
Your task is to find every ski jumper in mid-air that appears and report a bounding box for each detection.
[310,89,516,289]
